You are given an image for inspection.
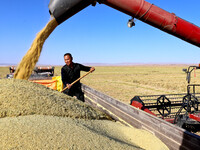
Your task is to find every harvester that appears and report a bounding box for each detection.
[130,65,200,132]
[6,66,62,91]
[46,0,200,149]
[7,66,55,80]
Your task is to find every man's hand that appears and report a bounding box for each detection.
[66,84,72,89]
[90,67,95,72]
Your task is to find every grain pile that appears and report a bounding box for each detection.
[0,78,169,150]
[0,79,109,119]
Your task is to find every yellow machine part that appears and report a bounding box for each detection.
[52,76,63,91]
[30,76,63,91]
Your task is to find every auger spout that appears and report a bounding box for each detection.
[48,0,95,24]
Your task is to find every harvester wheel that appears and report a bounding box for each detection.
[182,94,198,112]
[157,95,171,117]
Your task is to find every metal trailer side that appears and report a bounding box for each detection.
[82,84,200,150]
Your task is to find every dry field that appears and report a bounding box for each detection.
[1,65,200,147]
[1,65,200,104]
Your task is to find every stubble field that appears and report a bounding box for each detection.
[1,64,200,104]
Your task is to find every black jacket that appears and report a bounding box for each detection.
[61,63,91,89]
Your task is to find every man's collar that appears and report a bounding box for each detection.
[66,62,74,68]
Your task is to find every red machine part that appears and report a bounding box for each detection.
[130,100,157,116]
[102,0,200,47]
[49,0,200,47]
[36,66,54,70]
[130,100,175,123]
[189,112,200,122]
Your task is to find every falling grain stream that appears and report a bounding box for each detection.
[14,18,58,80]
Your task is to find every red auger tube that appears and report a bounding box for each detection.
[102,0,200,47]
[49,0,200,47]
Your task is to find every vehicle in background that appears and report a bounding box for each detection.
[6,66,55,80]
[131,65,200,132]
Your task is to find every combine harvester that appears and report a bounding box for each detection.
[130,65,200,132]
[7,66,55,80]
[48,0,200,149]
[13,0,199,149]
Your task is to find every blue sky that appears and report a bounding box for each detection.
[0,0,200,66]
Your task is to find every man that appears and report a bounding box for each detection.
[61,53,95,102]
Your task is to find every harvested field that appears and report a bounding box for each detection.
[1,65,198,103]
[0,78,168,150]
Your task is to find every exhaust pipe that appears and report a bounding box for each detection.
[48,0,95,24]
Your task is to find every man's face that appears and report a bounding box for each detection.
[64,55,72,66]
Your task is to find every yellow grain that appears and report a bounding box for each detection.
[14,18,58,80]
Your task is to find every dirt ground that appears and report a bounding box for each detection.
[0,78,168,150]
